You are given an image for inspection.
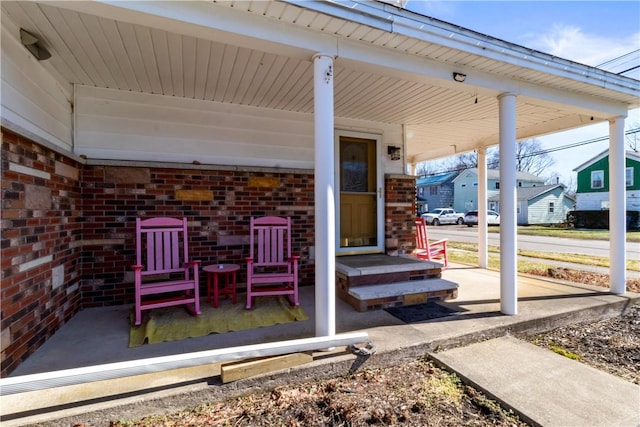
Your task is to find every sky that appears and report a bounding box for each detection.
[404,0,640,187]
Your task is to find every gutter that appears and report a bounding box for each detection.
[283,0,640,98]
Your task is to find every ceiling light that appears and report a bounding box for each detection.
[452,72,466,82]
[20,29,51,61]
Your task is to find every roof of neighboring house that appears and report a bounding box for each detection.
[416,172,458,187]
[453,168,545,183]
[573,149,640,172]
[488,184,575,202]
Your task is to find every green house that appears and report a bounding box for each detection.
[573,150,640,214]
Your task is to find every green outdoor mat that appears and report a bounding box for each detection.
[129,296,308,347]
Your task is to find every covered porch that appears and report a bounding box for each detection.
[2,0,638,410]
[3,263,638,424]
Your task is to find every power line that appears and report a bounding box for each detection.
[419,128,640,177]
[519,128,639,159]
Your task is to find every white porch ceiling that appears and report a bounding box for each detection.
[2,0,638,163]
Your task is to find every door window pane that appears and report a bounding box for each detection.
[341,142,369,192]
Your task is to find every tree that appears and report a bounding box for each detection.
[415,160,443,177]
[418,150,488,177]
[487,138,554,175]
[448,152,479,170]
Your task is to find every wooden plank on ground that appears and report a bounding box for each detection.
[1,363,222,417]
[221,353,313,383]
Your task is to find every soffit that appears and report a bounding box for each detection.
[2,0,638,163]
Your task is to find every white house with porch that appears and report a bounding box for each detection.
[1,0,638,401]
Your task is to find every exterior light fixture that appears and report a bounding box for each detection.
[452,72,466,82]
[20,29,51,61]
[387,145,401,161]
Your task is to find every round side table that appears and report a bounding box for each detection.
[203,264,240,308]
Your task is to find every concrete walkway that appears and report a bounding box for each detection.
[432,336,640,427]
[3,264,639,426]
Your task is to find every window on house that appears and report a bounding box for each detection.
[495,182,500,190]
[591,170,604,189]
[430,186,438,196]
[473,182,478,187]
[549,202,555,213]
[627,167,634,187]
[419,187,424,196]
[518,182,522,187]
[461,183,467,188]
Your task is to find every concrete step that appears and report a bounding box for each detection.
[340,278,459,312]
[336,254,443,288]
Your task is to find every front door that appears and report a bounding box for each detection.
[336,131,383,255]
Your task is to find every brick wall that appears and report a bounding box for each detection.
[1,131,417,377]
[1,129,83,377]
[80,165,317,307]
[384,174,417,255]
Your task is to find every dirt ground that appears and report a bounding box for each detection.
[108,269,639,427]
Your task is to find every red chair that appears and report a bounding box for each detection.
[132,217,201,325]
[415,217,449,268]
[245,216,300,309]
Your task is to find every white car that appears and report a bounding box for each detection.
[421,208,466,225]
[464,210,500,227]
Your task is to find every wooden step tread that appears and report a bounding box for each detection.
[348,278,458,300]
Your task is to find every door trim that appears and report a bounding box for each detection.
[334,130,384,255]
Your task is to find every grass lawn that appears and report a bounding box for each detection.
[487,226,640,243]
[446,241,640,272]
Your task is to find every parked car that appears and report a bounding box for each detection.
[464,210,500,227]
[421,208,465,225]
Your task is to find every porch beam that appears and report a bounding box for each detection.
[609,116,627,294]
[313,53,336,337]
[477,147,488,268]
[337,43,630,119]
[498,93,518,315]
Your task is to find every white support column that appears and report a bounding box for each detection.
[477,147,488,268]
[498,93,518,315]
[609,116,627,295]
[313,53,336,337]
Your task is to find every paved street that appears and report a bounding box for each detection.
[427,226,640,261]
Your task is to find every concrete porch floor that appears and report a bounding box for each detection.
[12,254,441,375]
[5,262,640,426]
[11,262,639,376]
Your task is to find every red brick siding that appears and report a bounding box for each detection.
[385,174,417,254]
[79,166,317,307]
[1,132,416,377]
[1,129,82,377]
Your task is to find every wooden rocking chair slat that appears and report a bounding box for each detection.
[415,217,449,269]
[245,216,300,309]
[132,217,200,325]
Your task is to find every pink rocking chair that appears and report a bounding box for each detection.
[415,217,449,268]
[245,216,300,309]
[132,217,201,325]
